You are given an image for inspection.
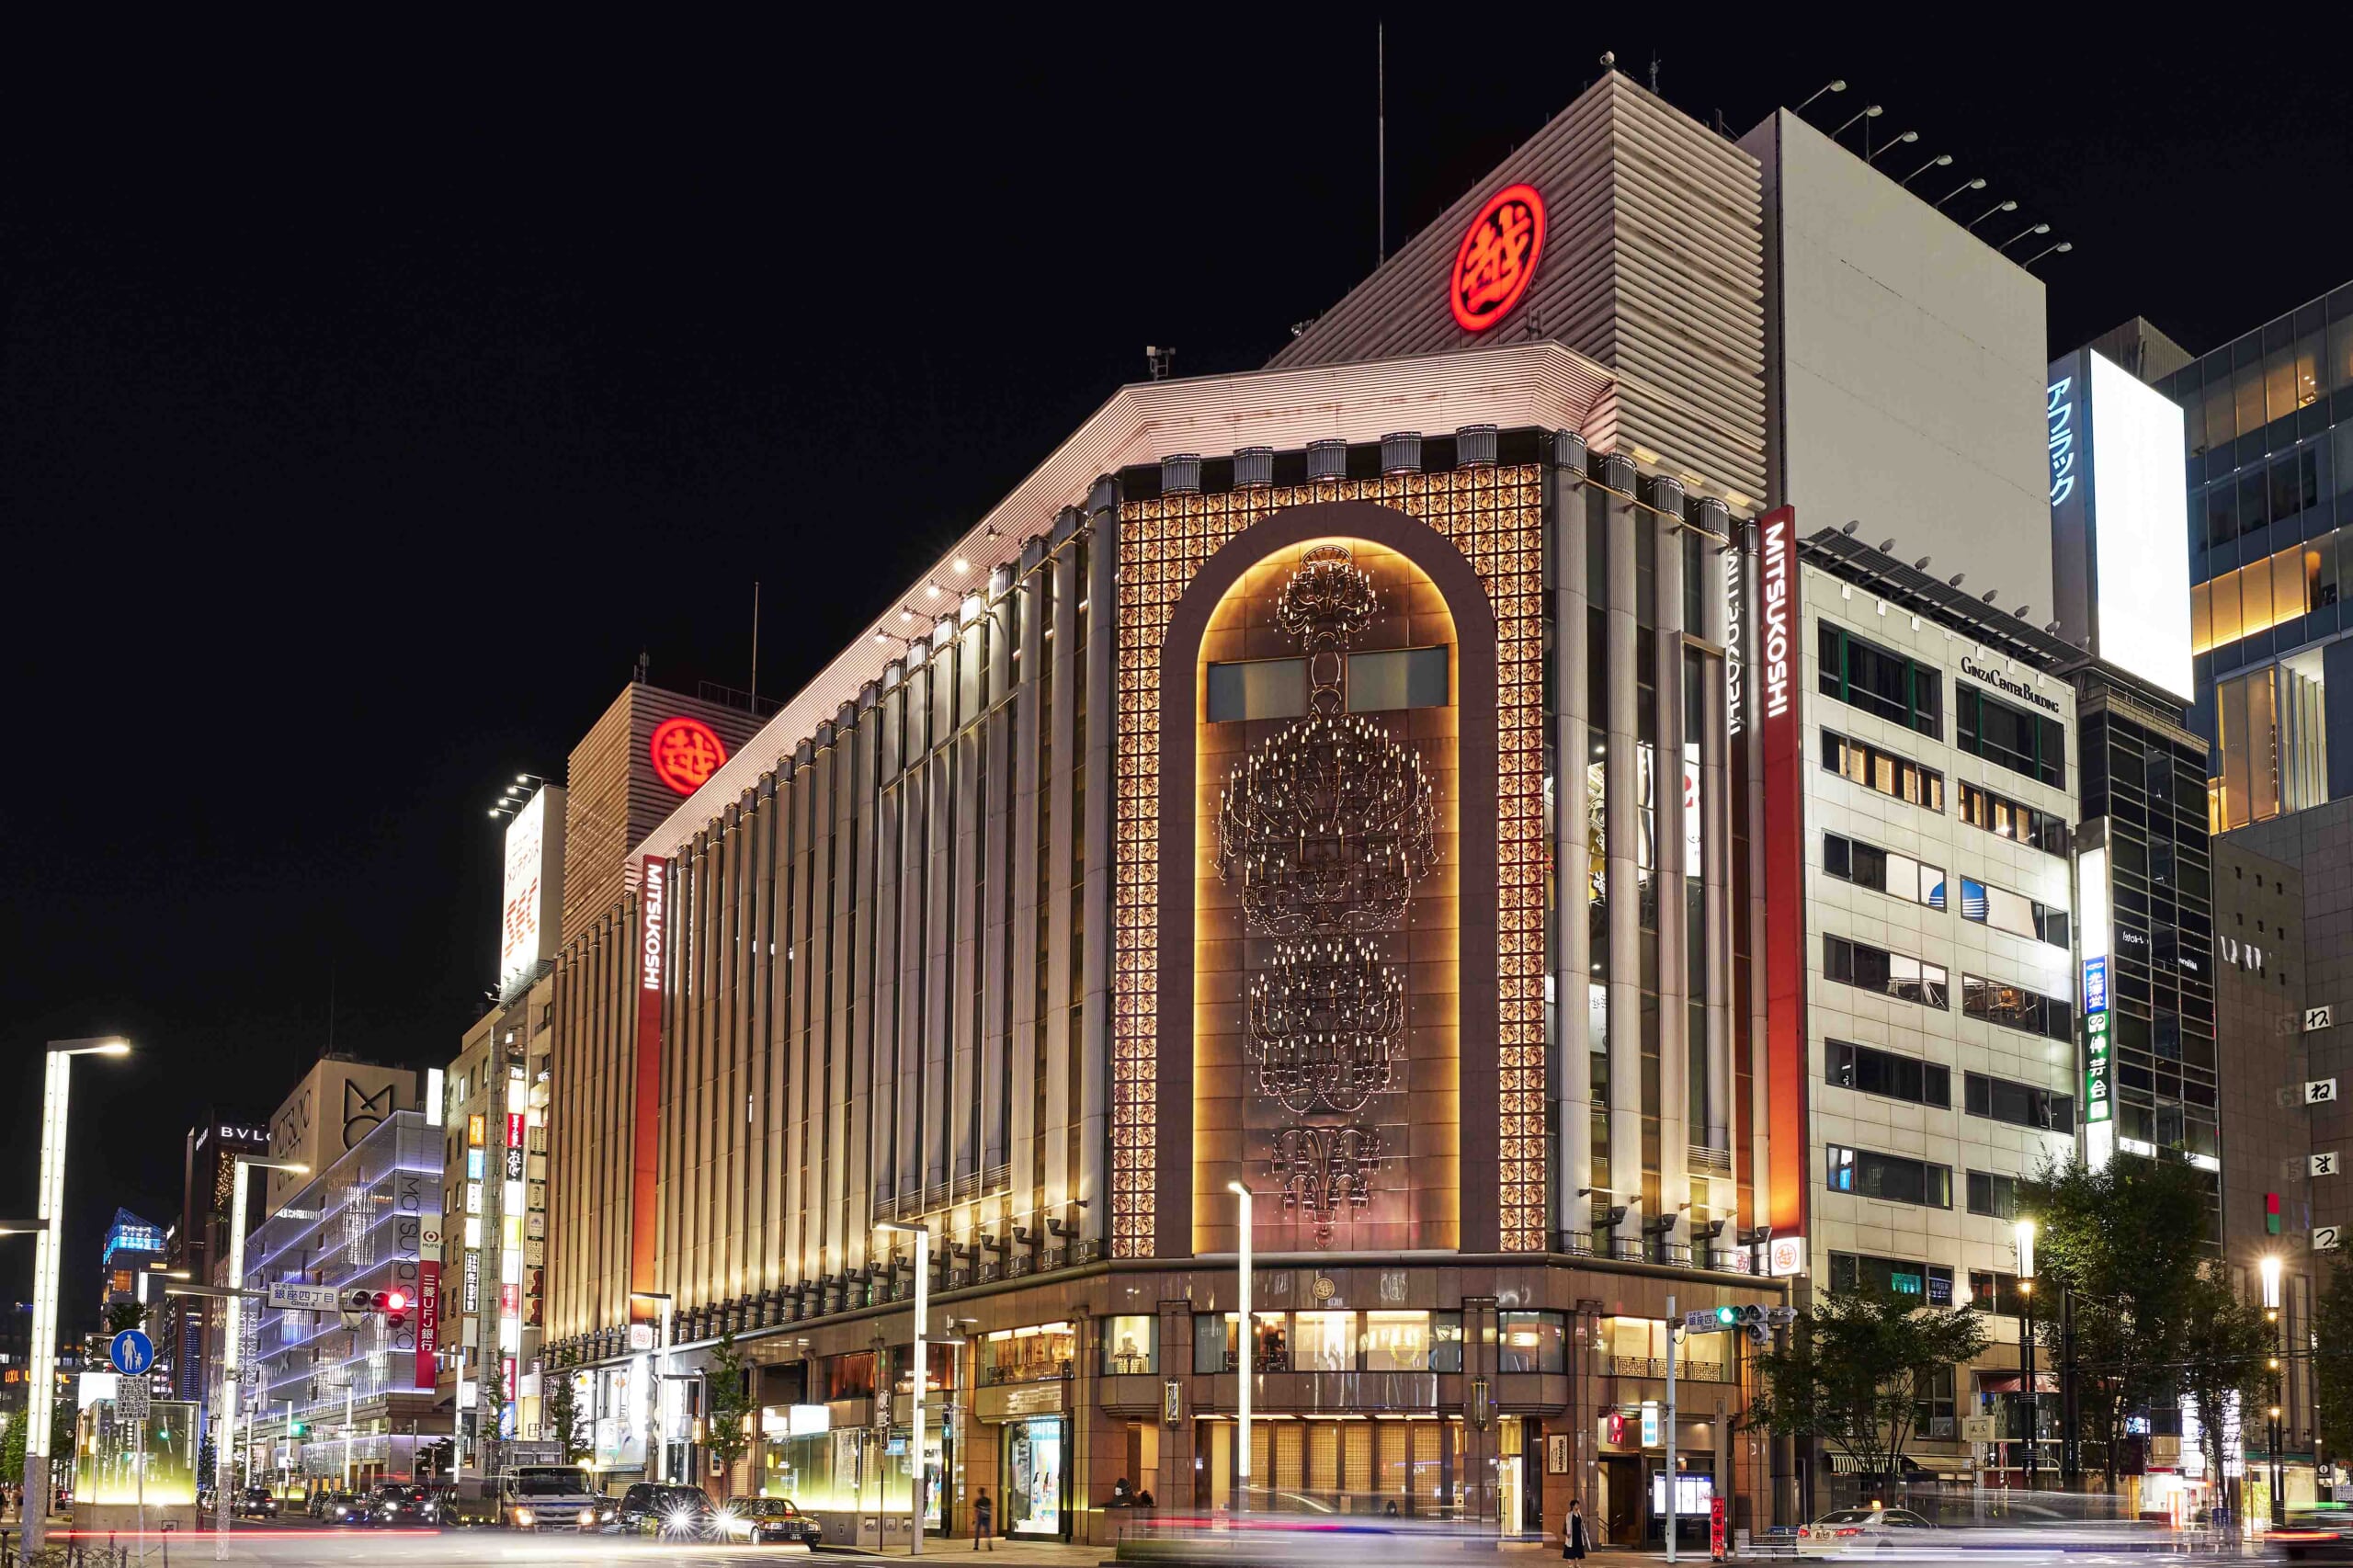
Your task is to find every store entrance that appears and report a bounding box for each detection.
[1003,1415,1067,1540]
[1600,1455,1642,1546]
[1194,1417,1464,1516]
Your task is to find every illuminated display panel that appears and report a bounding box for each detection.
[1116,468,1544,1255]
[2086,353,2193,700]
[1449,185,1546,333]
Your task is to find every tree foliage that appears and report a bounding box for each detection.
[2020,1153,2224,1487]
[2315,1252,2353,1449]
[2177,1271,2272,1486]
[542,1350,590,1463]
[1749,1284,1990,1476]
[703,1331,755,1498]
[0,1408,24,1486]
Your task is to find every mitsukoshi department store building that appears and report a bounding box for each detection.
[541,72,1797,1548]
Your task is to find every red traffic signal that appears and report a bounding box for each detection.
[385,1290,409,1312]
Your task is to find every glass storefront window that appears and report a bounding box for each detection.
[1497,1311,1566,1373]
[983,1324,1074,1385]
[1363,1311,1430,1370]
[1005,1415,1063,1536]
[1292,1311,1355,1370]
[1195,1312,1289,1372]
[1101,1315,1156,1375]
[824,1352,874,1401]
[1431,1312,1464,1372]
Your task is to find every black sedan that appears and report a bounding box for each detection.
[720,1497,822,1546]
[370,1483,438,1524]
[234,1487,280,1519]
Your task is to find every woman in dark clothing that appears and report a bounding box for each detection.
[1563,1498,1590,1560]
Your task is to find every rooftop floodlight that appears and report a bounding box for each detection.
[1831,103,1883,138]
[2023,240,2075,267]
[1795,79,1846,114]
[1935,176,1987,210]
[1967,199,2020,233]
[1867,130,1919,163]
[952,556,970,574]
[2000,222,2052,252]
[926,581,944,598]
[1901,153,1951,187]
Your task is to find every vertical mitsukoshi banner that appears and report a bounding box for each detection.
[1757,506,1808,1244]
[632,856,667,1294]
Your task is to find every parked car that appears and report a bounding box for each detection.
[720,1496,822,1547]
[617,1483,717,1537]
[1798,1507,1936,1555]
[234,1486,280,1519]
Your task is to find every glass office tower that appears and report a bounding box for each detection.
[2156,281,2353,829]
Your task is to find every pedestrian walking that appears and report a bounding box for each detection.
[1563,1498,1589,1560]
[973,1487,994,1550]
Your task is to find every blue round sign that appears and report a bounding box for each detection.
[108,1328,153,1378]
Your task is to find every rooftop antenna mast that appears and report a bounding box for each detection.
[1376,22,1386,266]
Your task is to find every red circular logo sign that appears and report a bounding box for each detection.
[649,716,728,796]
[1449,183,1546,333]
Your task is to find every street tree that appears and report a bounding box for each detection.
[703,1331,754,1500]
[2177,1269,2272,1487]
[2019,1153,2214,1488]
[542,1350,590,1464]
[1749,1283,1990,1481]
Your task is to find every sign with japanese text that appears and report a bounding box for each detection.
[1448,184,1545,333]
[649,716,727,796]
[1757,507,1807,1235]
[417,1259,440,1391]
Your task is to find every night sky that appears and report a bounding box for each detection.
[5,27,2347,1338]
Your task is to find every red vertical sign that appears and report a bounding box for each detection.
[1757,506,1809,1238]
[632,857,667,1295]
[416,1260,440,1390]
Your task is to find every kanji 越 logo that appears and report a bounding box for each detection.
[649,716,729,795]
[1449,184,1545,333]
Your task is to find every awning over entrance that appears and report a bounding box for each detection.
[1973,1371,2059,1393]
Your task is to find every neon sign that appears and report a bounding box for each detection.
[2046,377,2076,506]
[648,716,727,795]
[1449,184,1545,333]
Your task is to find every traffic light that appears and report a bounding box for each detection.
[289,1418,308,1438]
[385,1289,409,1331]
[1714,1306,1738,1325]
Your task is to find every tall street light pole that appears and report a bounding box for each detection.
[2016,1220,2037,1492]
[1228,1182,1253,1517]
[628,1291,676,1484]
[214,1154,307,1559]
[878,1221,930,1554]
[20,1037,130,1556]
[2262,1256,2284,1529]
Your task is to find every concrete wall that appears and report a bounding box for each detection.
[1741,110,2055,620]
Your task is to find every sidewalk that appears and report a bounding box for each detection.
[824,1542,1107,1566]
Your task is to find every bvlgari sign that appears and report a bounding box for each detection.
[1958,653,2061,715]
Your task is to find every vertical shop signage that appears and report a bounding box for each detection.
[2076,846,2115,1169]
[633,856,667,1293]
[1757,506,1807,1234]
[2083,955,2111,1124]
[416,1259,440,1391]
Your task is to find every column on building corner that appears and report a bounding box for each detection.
[1698,497,1737,1202]
[1043,509,1082,1230]
[1008,538,1047,1250]
[1550,431,1595,1241]
[868,678,904,1251]
[1603,452,1646,1248]
[1080,484,1118,1251]
[767,750,802,1297]
[847,684,885,1279]
[980,576,1017,1237]
[1653,473,1692,1244]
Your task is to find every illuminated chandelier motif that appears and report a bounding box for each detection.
[1216,544,1437,1244]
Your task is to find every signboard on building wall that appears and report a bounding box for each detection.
[1757,506,1808,1235]
[2077,847,2115,1169]
[498,787,565,997]
[416,1259,440,1390]
[632,856,669,1294]
[2048,348,2193,701]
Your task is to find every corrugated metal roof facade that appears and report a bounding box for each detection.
[631,340,1614,863]
[1267,72,1765,504]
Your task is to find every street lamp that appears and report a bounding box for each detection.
[1228,1181,1254,1516]
[214,1154,307,1558]
[2262,1256,2284,1528]
[2015,1221,2038,1492]
[19,1037,130,1555]
[877,1221,931,1554]
[627,1290,675,1483]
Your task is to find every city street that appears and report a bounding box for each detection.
[26,1527,1115,1568]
